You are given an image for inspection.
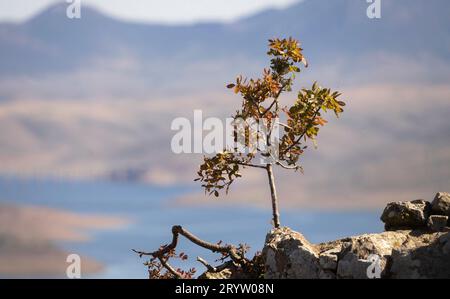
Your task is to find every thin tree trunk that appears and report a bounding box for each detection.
[266,164,280,228]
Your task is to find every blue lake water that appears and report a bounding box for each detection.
[0,177,383,278]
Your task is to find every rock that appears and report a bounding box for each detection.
[431,192,450,216]
[318,269,336,279]
[380,200,431,230]
[335,231,407,279]
[262,226,450,279]
[199,267,234,279]
[388,231,450,279]
[336,252,373,279]
[262,227,320,278]
[388,250,422,279]
[440,233,450,254]
[319,247,340,270]
[198,261,255,279]
[427,215,449,232]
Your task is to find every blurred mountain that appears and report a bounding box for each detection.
[1,0,449,87]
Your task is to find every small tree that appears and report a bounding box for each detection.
[196,37,345,228]
[134,37,345,278]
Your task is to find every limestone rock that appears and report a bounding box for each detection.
[336,252,373,279]
[388,231,450,278]
[262,226,450,279]
[199,267,234,279]
[318,269,336,279]
[440,233,450,254]
[262,227,320,278]
[198,261,254,279]
[319,247,340,271]
[427,215,448,232]
[380,200,431,230]
[335,231,407,279]
[431,192,450,216]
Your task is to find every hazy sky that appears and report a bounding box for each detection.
[0,0,299,24]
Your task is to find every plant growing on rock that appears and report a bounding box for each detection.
[197,37,345,228]
[134,37,345,278]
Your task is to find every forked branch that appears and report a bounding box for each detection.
[133,225,249,279]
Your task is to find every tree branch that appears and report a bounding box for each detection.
[261,83,286,117]
[261,98,278,117]
[276,161,300,170]
[248,98,262,117]
[282,106,322,154]
[267,151,300,171]
[237,162,266,169]
[266,164,280,228]
[133,225,249,278]
[197,256,217,272]
[276,122,293,130]
[159,257,183,279]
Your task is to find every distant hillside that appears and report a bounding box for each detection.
[0,0,449,210]
[0,0,449,90]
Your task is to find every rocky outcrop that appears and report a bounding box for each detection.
[381,193,450,232]
[262,227,450,279]
[263,227,321,279]
[261,192,450,279]
[380,200,431,230]
[201,192,450,279]
[198,261,254,279]
[431,192,450,217]
[428,215,448,232]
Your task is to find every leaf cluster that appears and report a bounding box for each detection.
[196,37,345,197]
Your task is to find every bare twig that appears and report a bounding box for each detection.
[159,258,183,279]
[276,122,293,130]
[261,98,278,117]
[133,225,249,279]
[276,160,300,170]
[132,249,153,257]
[197,256,217,272]
[237,162,266,169]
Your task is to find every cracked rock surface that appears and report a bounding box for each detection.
[262,227,450,279]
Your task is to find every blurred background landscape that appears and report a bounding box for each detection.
[0,0,449,278]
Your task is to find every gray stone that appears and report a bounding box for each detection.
[262,227,450,279]
[388,231,450,279]
[319,248,339,271]
[427,215,448,232]
[389,250,422,279]
[198,261,255,279]
[263,227,320,278]
[440,233,450,254]
[336,252,373,279]
[335,231,407,279]
[199,267,235,279]
[318,269,336,279]
[380,200,431,230]
[431,192,450,216]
